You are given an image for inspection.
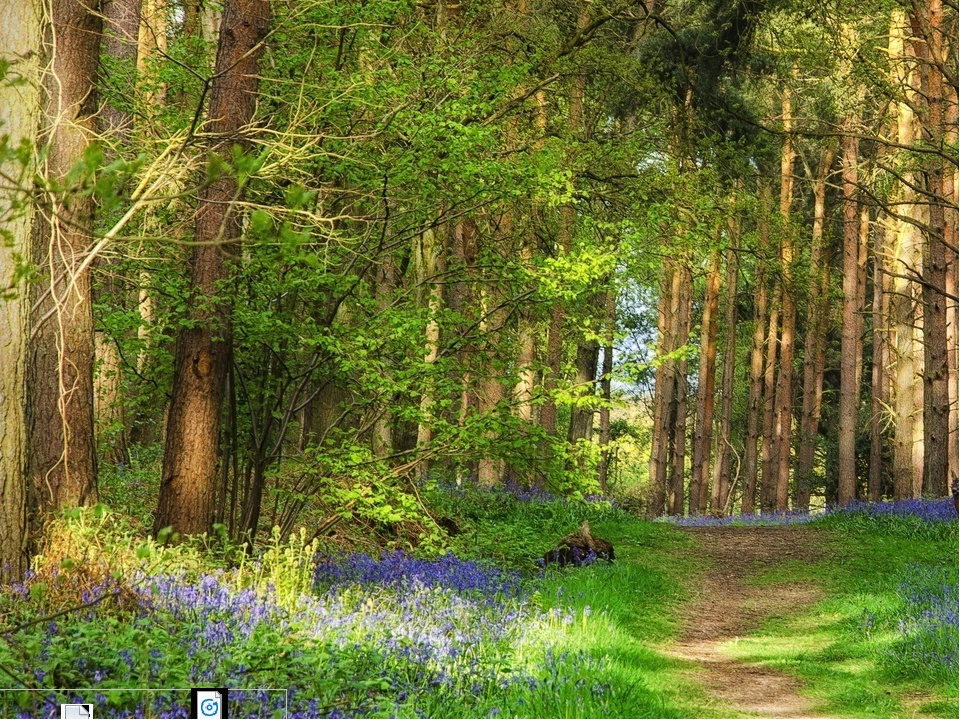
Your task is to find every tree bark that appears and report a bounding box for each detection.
[691,250,721,516]
[416,226,445,478]
[773,88,797,511]
[0,0,42,579]
[869,224,890,502]
[711,244,738,514]
[760,282,780,512]
[669,265,692,515]
[28,0,103,517]
[597,288,616,493]
[796,144,836,510]
[838,131,861,506]
[742,256,767,515]
[888,9,925,500]
[649,261,677,515]
[909,0,951,498]
[154,0,270,537]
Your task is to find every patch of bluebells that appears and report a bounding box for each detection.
[661,509,818,527]
[886,563,959,680]
[3,552,611,718]
[313,551,523,598]
[827,497,958,524]
[662,497,958,527]
[429,475,620,508]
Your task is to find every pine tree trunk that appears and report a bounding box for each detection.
[838,131,861,506]
[760,282,780,512]
[796,144,835,510]
[888,10,925,500]
[691,250,721,516]
[649,262,677,515]
[910,0,950,497]
[155,0,270,538]
[742,259,767,515]
[0,0,42,579]
[28,0,103,516]
[670,265,693,515]
[869,228,890,502]
[711,245,738,514]
[773,89,796,511]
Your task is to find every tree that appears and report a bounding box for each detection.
[28,0,103,517]
[0,0,43,579]
[154,0,271,538]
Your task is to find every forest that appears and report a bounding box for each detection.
[0,0,957,718]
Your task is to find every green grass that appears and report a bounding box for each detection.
[721,514,959,718]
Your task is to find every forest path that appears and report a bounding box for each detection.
[666,525,829,718]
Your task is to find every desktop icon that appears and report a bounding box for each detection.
[60,704,93,720]
[190,688,229,719]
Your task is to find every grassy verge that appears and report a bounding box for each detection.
[722,509,958,718]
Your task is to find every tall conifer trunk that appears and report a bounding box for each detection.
[838,131,862,505]
[155,0,270,537]
[28,0,103,516]
[797,144,836,509]
[742,256,767,515]
[773,88,796,511]
[691,250,721,515]
[711,244,738,514]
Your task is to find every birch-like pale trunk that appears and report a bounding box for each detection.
[0,0,42,579]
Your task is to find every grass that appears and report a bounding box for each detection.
[719,505,959,718]
[4,463,958,719]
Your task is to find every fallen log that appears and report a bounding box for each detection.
[542,521,614,566]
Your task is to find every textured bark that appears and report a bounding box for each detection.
[838,131,861,506]
[566,340,599,445]
[760,283,780,512]
[910,0,951,497]
[691,251,721,516]
[669,266,692,516]
[0,0,42,579]
[648,262,676,515]
[773,89,796,511]
[711,245,738,514]
[742,262,767,515]
[869,228,890,502]
[416,226,445,478]
[155,0,270,537]
[372,256,397,458]
[796,144,835,510]
[28,0,103,517]
[888,10,926,500]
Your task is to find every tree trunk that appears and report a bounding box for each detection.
[649,262,676,513]
[0,0,42,579]
[416,226,445,478]
[597,288,616,493]
[669,265,693,515]
[773,88,796,511]
[796,144,836,510]
[909,0,951,498]
[691,250,721,516]
[28,0,103,516]
[888,10,925,500]
[711,244,738,514]
[154,0,270,538]
[869,225,890,502]
[566,341,599,445]
[838,131,861,506]
[760,282,780,512]
[742,257,767,515]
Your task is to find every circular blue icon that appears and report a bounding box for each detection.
[201,698,219,717]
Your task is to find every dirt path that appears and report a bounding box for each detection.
[666,525,829,719]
